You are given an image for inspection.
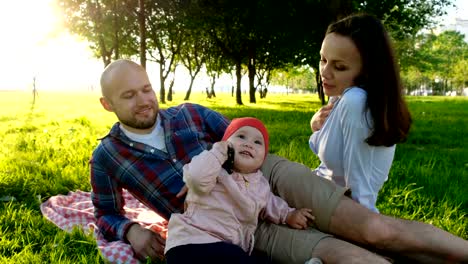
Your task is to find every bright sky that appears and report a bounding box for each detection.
[0,0,102,91]
[0,0,467,92]
[440,0,468,25]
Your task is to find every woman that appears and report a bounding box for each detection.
[309,13,412,212]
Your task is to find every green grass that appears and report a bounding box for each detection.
[0,91,467,263]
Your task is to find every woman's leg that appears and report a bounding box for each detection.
[261,154,349,232]
[329,197,468,263]
[261,154,468,262]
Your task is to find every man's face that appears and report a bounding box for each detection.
[226,126,266,174]
[104,67,159,134]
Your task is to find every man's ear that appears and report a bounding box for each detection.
[100,97,114,112]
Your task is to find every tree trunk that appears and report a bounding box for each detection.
[210,75,216,97]
[94,1,112,67]
[248,59,256,103]
[101,52,112,67]
[112,0,119,60]
[159,63,166,104]
[138,0,146,68]
[315,68,326,105]
[248,45,256,103]
[167,79,174,101]
[235,60,243,105]
[184,78,195,100]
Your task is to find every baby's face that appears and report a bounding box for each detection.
[226,126,265,174]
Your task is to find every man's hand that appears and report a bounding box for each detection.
[126,223,166,261]
[286,208,315,229]
[310,103,334,132]
[176,185,189,211]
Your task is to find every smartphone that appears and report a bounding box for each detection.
[222,145,235,174]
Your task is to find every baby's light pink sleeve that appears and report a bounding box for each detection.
[259,176,295,224]
[182,143,227,195]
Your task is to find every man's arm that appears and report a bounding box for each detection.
[197,104,230,140]
[90,152,134,241]
[91,148,167,261]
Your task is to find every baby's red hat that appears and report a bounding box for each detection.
[222,117,269,156]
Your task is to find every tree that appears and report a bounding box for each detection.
[205,45,232,98]
[145,0,183,104]
[58,0,455,103]
[138,0,147,68]
[270,66,316,93]
[404,30,468,94]
[431,31,467,93]
[57,0,138,67]
[188,1,252,105]
[179,28,208,100]
[453,58,468,91]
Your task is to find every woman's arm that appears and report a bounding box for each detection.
[339,89,389,211]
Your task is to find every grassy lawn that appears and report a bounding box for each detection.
[0,90,467,263]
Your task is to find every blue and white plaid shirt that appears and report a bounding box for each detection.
[90,103,229,241]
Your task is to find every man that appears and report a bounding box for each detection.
[91,59,468,263]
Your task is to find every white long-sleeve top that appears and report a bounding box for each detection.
[165,143,294,254]
[309,87,395,212]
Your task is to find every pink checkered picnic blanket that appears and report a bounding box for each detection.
[40,190,167,264]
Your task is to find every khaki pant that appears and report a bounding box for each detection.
[255,154,350,263]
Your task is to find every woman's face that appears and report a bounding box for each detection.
[319,32,363,97]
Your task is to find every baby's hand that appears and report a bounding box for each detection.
[212,141,230,158]
[286,208,315,229]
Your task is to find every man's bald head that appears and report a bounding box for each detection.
[98,59,158,134]
[100,59,147,100]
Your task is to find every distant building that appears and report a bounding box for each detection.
[441,18,468,42]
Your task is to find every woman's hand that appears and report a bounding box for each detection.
[310,103,334,132]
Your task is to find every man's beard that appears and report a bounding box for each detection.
[117,111,157,130]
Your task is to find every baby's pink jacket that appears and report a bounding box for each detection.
[165,143,294,254]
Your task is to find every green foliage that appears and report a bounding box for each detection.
[56,0,139,66]
[270,65,317,91]
[56,0,455,103]
[400,30,468,94]
[1,91,467,262]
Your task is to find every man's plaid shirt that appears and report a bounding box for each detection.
[90,103,229,241]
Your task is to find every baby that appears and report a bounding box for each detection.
[165,117,315,264]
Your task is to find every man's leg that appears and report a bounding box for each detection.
[329,197,468,263]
